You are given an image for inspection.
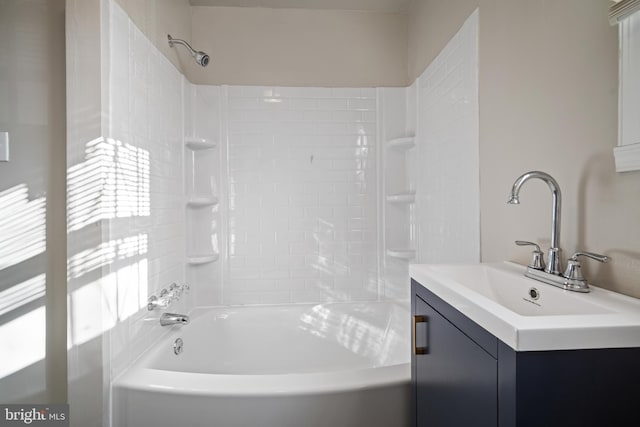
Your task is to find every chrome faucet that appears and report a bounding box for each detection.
[508,171,609,292]
[160,312,190,326]
[508,171,563,275]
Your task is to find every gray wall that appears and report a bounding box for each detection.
[409,0,640,298]
[0,0,67,404]
[190,6,408,86]
[115,0,409,86]
[115,0,192,75]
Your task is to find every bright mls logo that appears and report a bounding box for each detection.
[0,405,68,426]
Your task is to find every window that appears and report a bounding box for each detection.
[611,0,640,172]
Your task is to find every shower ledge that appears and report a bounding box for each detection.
[187,196,219,207]
[386,192,415,204]
[187,253,219,265]
[386,136,415,150]
[185,137,216,150]
[386,248,416,260]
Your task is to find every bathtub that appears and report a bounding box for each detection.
[112,302,410,427]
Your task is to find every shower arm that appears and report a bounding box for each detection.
[167,34,210,67]
[167,35,197,56]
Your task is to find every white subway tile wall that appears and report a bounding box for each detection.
[225,87,379,304]
[414,9,480,264]
[107,2,186,378]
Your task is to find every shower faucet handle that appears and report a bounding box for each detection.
[169,282,181,301]
[515,240,546,271]
[148,283,190,311]
[147,294,169,311]
[148,288,173,311]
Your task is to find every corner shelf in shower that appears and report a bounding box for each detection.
[386,192,415,204]
[184,133,219,273]
[187,253,219,265]
[386,136,415,150]
[386,248,416,260]
[187,195,219,208]
[185,137,217,150]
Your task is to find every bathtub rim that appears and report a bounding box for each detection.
[113,362,410,397]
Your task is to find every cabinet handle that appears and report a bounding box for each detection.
[413,315,428,355]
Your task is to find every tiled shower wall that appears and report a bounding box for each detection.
[67,2,189,425]
[224,87,379,304]
[412,9,480,265]
[105,0,186,377]
[190,17,481,305]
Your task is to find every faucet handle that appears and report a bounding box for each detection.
[571,252,609,264]
[515,240,546,270]
[168,282,181,301]
[563,252,610,282]
[147,294,169,311]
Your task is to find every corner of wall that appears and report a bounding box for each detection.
[66,0,108,424]
[407,0,479,83]
[113,0,193,80]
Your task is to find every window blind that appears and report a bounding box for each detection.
[610,0,640,25]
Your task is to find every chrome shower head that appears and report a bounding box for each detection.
[168,34,210,67]
[195,51,210,67]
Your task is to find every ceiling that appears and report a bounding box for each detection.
[188,0,412,13]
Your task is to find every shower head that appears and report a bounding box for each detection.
[195,51,210,67]
[167,34,210,67]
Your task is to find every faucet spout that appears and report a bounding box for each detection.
[160,312,190,326]
[508,171,562,275]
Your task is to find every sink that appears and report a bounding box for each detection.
[429,264,611,316]
[410,262,640,351]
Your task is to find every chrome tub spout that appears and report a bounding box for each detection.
[160,313,190,326]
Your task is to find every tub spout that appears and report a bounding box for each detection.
[160,312,190,326]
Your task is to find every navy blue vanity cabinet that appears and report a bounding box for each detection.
[411,279,640,427]
[411,282,498,427]
[413,291,498,427]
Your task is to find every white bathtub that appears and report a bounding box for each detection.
[112,302,410,427]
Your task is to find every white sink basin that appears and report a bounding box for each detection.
[429,264,611,316]
[410,262,640,351]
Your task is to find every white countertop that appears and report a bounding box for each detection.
[410,262,640,351]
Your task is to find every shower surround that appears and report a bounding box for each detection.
[181,85,391,308]
[213,85,380,305]
[66,1,479,426]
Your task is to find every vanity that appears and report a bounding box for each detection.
[410,262,640,427]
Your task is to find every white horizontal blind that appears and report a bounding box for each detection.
[610,0,640,25]
[614,3,640,171]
